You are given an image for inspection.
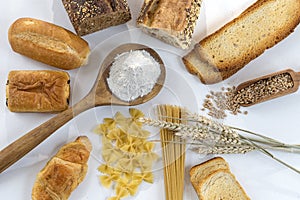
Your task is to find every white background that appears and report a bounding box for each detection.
[1,0,300,199]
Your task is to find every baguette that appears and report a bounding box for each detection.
[32,136,92,200]
[6,70,70,113]
[190,157,250,200]
[137,0,202,49]
[8,17,90,70]
[182,0,300,84]
[62,0,131,36]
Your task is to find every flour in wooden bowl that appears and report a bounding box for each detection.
[107,50,161,101]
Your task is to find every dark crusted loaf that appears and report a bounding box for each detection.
[62,0,131,36]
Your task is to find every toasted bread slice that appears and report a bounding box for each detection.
[183,0,300,84]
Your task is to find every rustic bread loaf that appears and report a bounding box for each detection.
[8,18,90,70]
[137,0,202,49]
[190,157,250,200]
[6,70,70,112]
[32,136,92,200]
[182,0,300,84]
[62,0,131,36]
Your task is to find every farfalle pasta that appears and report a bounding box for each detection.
[94,108,158,199]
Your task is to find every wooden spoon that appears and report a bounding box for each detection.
[0,43,166,173]
[236,69,299,107]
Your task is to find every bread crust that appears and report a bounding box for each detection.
[6,70,70,112]
[8,18,90,70]
[183,0,300,84]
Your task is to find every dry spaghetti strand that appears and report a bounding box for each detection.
[157,105,185,200]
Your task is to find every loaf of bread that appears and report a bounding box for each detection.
[137,0,202,49]
[62,0,131,36]
[8,17,90,70]
[32,136,92,200]
[190,157,250,200]
[6,70,70,112]
[182,0,300,84]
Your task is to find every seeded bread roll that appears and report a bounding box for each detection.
[32,136,92,200]
[8,18,90,70]
[62,0,131,36]
[137,0,202,49]
[6,70,70,112]
[182,0,300,84]
[190,157,250,200]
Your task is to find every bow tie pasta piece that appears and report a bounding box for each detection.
[95,109,158,199]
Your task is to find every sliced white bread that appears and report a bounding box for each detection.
[190,157,229,192]
[190,157,250,200]
[183,0,300,84]
[199,169,250,200]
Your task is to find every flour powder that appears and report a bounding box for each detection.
[107,50,161,101]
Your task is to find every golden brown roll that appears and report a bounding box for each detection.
[32,136,92,200]
[8,17,90,70]
[6,70,70,112]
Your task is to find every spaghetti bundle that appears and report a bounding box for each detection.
[157,105,186,200]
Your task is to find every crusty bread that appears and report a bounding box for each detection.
[183,0,300,84]
[8,17,90,70]
[32,136,92,200]
[199,170,250,200]
[137,0,202,49]
[190,157,229,193]
[62,0,131,36]
[6,70,70,113]
[190,157,250,200]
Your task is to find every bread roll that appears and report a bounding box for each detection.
[62,0,131,36]
[182,0,300,84]
[32,136,92,200]
[137,0,202,49]
[8,18,90,70]
[6,70,70,112]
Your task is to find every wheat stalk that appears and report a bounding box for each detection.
[138,111,300,175]
[139,117,252,153]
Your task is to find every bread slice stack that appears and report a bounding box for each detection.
[190,157,250,200]
[183,0,300,84]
